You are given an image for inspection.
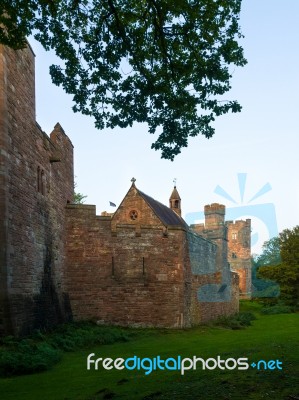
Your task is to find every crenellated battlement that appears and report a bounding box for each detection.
[204,203,225,215]
[226,219,251,228]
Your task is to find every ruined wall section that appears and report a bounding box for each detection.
[0,45,74,335]
[65,203,188,328]
[227,219,252,299]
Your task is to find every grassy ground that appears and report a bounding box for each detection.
[0,301,298,400]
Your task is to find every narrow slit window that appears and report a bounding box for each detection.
[37,166,46,195]
[37,166,40,192]
[41,170,45,195]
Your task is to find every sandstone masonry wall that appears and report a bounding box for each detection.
[0,43,241,333]
[65,204,188,328]
[227,219,252,298]
[0,44,74,335]
[189,204,240,322]
[65,193,239,327]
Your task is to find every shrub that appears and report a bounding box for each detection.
[0,341,61,377]
[213,312,256,330]
[47,323,130,351]
[0,322,132,377]
[260,304,294,315]
[254,297,279,307]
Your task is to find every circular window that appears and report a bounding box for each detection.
[129,210,138,220]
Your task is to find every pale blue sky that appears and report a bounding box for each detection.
[30,0,299,254]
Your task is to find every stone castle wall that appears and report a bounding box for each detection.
[0,44,74,335]
[189,204,239,323]
[65,204,188,328]
[65,193,239,327]
[0,43,241,334]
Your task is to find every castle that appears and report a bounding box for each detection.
[0,44,251,336]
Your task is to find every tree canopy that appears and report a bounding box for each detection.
[0,0,247,159]
[257,226,299,307]
[255,237,281,268]
[251,237,281,298]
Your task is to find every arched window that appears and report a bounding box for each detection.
[174,200,179,208]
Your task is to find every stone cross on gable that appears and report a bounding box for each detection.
[131,177,136,184]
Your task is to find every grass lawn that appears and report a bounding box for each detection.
[0,301,298,400]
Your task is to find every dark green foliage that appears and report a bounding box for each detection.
[212,312,256,330]
[0,0,247,160]
[255,297,278,307]
[73,180,87,204]
[0,322,131,377]
[73,191,87,204]
[47,322,130,351]
[0,339,61,377]
[258,226,299,307]
[260,304,293,315]
[251,262,280,299]
[251,238,281,298]
[255,237,281,267]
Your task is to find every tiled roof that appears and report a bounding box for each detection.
[138,190,187,228]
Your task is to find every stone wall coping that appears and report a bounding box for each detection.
[66,204,96,211]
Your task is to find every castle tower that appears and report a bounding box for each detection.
[204,203,225,229]
[190,203,234,306]
[226,219,252,299]
[203,204,228,273]
[191,204,228,272]
[0,43,74,336]
[169,185,181,216]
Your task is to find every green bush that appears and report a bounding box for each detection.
[0,322,132,377]
[254,297,279,307]
[212,312,256,330]
[47,323,130,351]
[260,304,294,315]
[0,341,61,377]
